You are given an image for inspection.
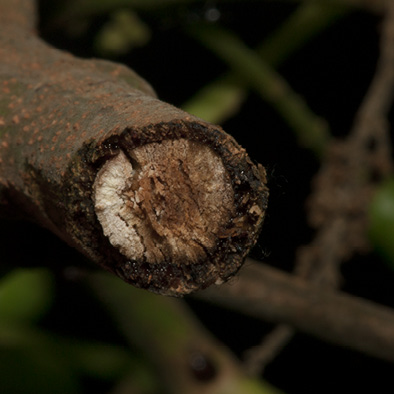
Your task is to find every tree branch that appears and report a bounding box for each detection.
[197,260,394,363]
[0,0,35,30]
[242,2,394,371]
[0,0,268,296]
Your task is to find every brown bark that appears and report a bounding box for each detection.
[198,260,394,363]
[0,0,268,296]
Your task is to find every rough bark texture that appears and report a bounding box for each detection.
[0,0,268,295]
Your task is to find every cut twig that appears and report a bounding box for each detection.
[0,0,268,295]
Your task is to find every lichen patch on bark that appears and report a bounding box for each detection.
[94,139,234,266]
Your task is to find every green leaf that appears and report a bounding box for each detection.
[0,268,54,324]
[369,178,394,265]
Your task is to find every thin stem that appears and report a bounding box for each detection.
[258,3,348,65]
[196,260,394,363]
[189,24,330,157]
[183,3,346,128]
[88,271,284,394]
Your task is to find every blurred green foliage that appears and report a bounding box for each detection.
[0,268,54,324]
[369,178,394,265]
[94,9,151,57]
[0,269,137,394]
[0,269,78,394]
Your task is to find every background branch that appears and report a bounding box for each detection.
[197,260,394,363]
[242,1,394,373]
